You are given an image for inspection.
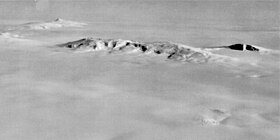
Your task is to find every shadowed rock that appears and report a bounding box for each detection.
[227,44,244,51]
[227,44,260,52]
[246,45,259,51]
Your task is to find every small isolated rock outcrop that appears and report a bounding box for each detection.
[203,43,274,55]
[227,44,259,52]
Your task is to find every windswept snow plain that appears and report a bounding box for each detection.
[0,13,279,140]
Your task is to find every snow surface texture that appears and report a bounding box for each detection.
[0,17,279,140]
[0,32,31,42]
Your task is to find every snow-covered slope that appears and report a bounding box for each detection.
[7,18,87,30]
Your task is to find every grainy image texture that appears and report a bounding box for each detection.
[0,0,279,140]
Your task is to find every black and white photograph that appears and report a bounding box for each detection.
[0,0,279,140]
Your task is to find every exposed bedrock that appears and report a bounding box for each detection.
[58,37,213,63]
[58,37,271,64]
[227,44,260,52]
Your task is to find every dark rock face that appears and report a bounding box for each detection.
[246,45,259,51]
[139,45,148,52]
[227,44,260,52]
[63,38,96,49]
[227,44,244,51]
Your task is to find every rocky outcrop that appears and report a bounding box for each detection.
[203,43,275,55]
[58,37,237,64]
[59,37,279,65]
[227,44,260,52]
